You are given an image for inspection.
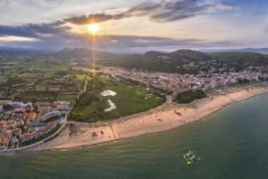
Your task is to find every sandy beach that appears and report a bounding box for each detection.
[32,85,268,151]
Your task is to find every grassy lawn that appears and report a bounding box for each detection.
[73,74,89,91]
[70,76,165,122]
[27,60,69,78]
[18,72,42,78]
[57,94,78,103]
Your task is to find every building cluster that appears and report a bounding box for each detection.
[0,101,70,150]
[100,66,268,97]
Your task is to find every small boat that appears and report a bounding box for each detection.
[182,150,201,166]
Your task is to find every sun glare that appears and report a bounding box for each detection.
[87,23,100,34]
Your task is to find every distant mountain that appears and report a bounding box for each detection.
[2,46,267,74]
[142,49,211,61]
[239,48,268,54]
[208,52,268,68]
[55,48,93,57]
[144,51,170,57]
[98,49,212,74]
[54,48,119,60]
[98,49,268,74]
[202,48,268,54]
[171,49,211,62]
[0,46,49,55]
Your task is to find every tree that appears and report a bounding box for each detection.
[3,103,12,111]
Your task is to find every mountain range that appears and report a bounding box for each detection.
[98,49,268,74]
[1,47,268,74]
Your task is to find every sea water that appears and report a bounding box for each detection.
[1,94,268,179]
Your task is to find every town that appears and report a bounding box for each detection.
[91,62,268,98]
[0,100,70,150]
[1,50,268,151]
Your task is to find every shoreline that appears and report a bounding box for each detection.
[31,85,268,152]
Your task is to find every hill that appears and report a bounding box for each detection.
[52,48,268,74]
[98,49,212,74]
[239,48,268,54]
[208,52,268,69]
[203,48,268,54]
[171,49,211,62]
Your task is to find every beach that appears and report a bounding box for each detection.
[32,85,268,151]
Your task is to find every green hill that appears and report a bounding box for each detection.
[55,48,268,74]
[208,52,268,70]
[99,49,212,74]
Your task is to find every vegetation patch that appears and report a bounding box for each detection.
[57,93,78,103]
[70,76,165,122]
[176,90,207,104]
[208,52,268,71]
[15,91,58,102]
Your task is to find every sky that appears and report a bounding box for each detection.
[0,0,267,53]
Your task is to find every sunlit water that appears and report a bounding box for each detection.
[1,94,268,179]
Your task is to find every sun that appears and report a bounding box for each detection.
[87,23,100,34]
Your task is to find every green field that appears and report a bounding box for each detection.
[70,76,165,122]
[73,74,87,91]
[56,94,78,103]
[0,58,87,101]
[0,59,69,79]
[15,91,58,102]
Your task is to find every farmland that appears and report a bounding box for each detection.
[0,59,84,103]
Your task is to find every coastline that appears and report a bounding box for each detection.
[31,85,268,151]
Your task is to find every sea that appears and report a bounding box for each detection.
[1,94,268,179]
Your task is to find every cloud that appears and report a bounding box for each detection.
[0,22,214,51]
[0,0,236,52]
[0,22,70,39]
[94,35,202,48]
[0,21,77,51]
[86,35,237,53]
[64,0,234,24]
[0,32,238,53]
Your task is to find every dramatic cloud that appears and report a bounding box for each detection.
[64,0,233,24]
[94,35,201,48]
[0,22,70,39]
[2,0,260,52]
[0,23,236,52]
[0,17,211,50]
